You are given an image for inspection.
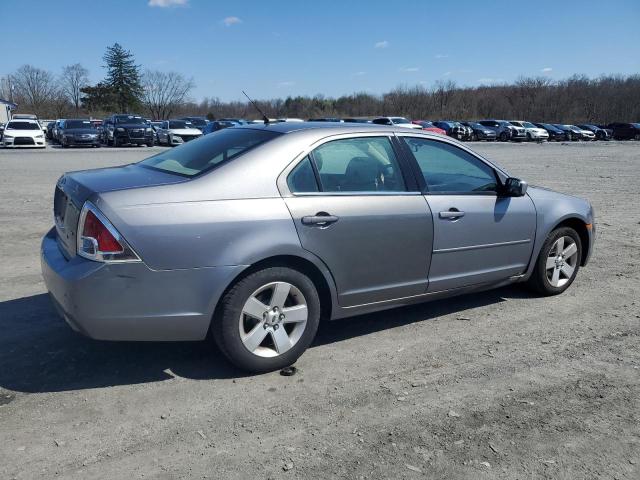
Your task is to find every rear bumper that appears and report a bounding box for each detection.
[41,227,244,341]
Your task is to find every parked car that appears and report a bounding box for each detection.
[51,119,65,143]
[411,120,447,136]
[103,114,154,147]
[607,122,640,140]
[460,121,497,141]
[342,118,371,123]
[533,123,568,141]
[432,121,470,140]
[203,120,238,134]
[179,117,208,132]
[371,117,422,129]
[156,120,203,146]
[509,121,549,141]
[576,124,610,141]
[478,120,526,142]
[57,119,101,148]
[45,121,57,140]
[552,124,579,141]
[1,119,46,148]
[41,123,595,372]
[558,125,594,141]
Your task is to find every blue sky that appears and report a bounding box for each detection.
[2,0,639,101]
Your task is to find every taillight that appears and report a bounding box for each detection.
[77,202,140,263]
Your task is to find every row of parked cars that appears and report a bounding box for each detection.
[4,114,640,149]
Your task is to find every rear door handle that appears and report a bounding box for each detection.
[439,209,465,219]
[301,213,339,226]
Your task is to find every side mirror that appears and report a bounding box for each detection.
[503,177,528,197]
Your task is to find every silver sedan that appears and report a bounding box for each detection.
[41,123,595,372]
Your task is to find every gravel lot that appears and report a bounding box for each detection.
[0,141,638,479]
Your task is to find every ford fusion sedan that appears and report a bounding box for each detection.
[156,120,203,146]
[2,119,46,148]
[509,121,549,141]
[41,123,595,373]
[58,119,101,148]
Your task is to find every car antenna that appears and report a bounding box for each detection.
[242,91,270,125]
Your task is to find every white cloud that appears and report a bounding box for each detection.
[374,40,389,49]
[223,16,242,27]
[277,81,295,87]
[477,77,504,84]
[400,67,419,72]
[435,54,449,59]
[148,0,188,7]
[541,67,553,73]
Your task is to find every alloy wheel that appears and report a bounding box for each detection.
[239,281,308,358]
[545,236,579,287]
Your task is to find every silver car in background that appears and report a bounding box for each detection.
[41,123,595,372]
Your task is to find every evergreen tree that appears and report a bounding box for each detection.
[102,43,142,113]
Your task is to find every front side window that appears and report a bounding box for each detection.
[403,138,497,194]
[310,136,406,192]
[139,128,280,177]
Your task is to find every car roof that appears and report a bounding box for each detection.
[8,118,39,124]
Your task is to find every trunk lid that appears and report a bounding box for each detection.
[53,164,187,259]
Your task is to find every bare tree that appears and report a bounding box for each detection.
[60,64,89,115]
[10,65,58,112]
[141,70,194,119]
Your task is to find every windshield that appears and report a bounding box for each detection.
[139,128,280,177]
[390,117,411,124]
[7,121,40,130]
[169,120,192,129]
[65,120,95,129]
[115,115,145,124]
[522,122,536,128]
[509,122,522,127]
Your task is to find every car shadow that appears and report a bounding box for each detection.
[0,287,536,393]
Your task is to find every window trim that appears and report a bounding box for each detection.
[396,134,507,196]
[281,132,420,197]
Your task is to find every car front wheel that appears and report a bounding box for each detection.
[527,227,582,295]
[213,267,321,373]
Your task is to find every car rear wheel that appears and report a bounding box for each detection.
[499,131,509,142]
[527,227,582,296]
[213,267,321,373]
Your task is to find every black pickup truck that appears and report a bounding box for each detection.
[102,114,154,147]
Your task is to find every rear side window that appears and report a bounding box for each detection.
[403,138,497,194]
[287,156,319,193]
[139,128,280,177]
[311,137,406,192]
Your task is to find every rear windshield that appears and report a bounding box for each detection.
[7,121,40,130]
[184,118,206,126]
[139,128,280,177]
[169,120,192,129]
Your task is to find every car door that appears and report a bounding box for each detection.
[399,135,536,292]
[158,121,169,144]
[283,134,433,308]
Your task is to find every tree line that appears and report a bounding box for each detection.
[1,42,639,123]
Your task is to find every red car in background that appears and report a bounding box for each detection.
[412,120,447,135]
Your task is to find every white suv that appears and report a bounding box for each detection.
[509,121,549,141]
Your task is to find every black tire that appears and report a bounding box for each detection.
[499,131,509,142]
[213,267,321,373]
[527,227,582,296]
[526,132,532,142]
[146,140,154,147]
[471,133,478,141]
[113,136,120,147]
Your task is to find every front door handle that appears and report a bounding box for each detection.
[301,213,339,227]
[439,209,465,220]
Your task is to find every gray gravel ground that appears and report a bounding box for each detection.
[0,141,639,479]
